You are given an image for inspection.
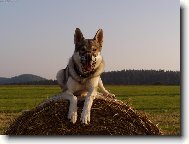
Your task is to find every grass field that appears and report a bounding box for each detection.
[0,85,180,135]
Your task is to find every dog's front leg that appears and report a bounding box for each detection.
[64,90,78,124]
[81,88,96,124]
[53,90,78,124]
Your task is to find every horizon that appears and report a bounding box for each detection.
[0,69,180,80]
[0,0,180,79]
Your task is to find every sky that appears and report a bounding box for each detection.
[0,0,180,79]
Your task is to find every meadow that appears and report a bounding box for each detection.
[0,85,180,135]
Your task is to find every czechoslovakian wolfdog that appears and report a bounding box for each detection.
[54,28,115,124]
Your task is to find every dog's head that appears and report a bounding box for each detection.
[73,28,103,73]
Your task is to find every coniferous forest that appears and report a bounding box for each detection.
[1,70,180,85]
[101,69,180,85]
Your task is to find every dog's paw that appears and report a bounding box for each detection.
[110,93,116,98]
[103,92,116,99]
[68,111,77,124]
[80,110,90,125]
[68,105,77,124]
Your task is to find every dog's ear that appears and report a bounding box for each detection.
[74,28,84,45]
[94,29,103,47]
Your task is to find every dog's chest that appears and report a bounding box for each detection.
[67,76,91,90]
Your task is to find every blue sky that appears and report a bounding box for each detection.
[0,0,180,79]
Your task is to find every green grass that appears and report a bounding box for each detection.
[0,85,180,135]
[105,85,180,113]
[0,85,60,112]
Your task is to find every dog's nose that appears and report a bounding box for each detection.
[86,53,92,61]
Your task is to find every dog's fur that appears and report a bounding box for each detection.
[54,28,114,124]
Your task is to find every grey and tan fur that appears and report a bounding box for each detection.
[41,28,115,124]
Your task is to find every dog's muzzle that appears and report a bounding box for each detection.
[80,53,96,72]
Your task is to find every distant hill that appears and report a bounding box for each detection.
[0,74,47,84]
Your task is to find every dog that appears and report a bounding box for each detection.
[55,28,115,124]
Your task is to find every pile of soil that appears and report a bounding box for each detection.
[5,94,162,135]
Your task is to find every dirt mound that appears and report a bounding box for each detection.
[5,94,162,135]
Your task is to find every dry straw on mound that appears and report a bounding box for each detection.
[5,93,162,135]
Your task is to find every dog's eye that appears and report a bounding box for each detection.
[93,49,97,52]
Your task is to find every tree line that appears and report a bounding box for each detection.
[101,69,180,85]
[10,69,180,85]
